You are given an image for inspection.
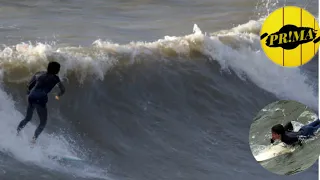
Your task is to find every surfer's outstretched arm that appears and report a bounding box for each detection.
[26,72,42,94]
[283,121,293,132]
[27,76,36,94]
[56,82,65,97]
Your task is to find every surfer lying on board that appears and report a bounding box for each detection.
[270,119,320,146]
[17,61,65,144]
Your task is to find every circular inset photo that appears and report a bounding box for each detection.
[249,100,320,175]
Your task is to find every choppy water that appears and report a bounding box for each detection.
[0,0,318,180]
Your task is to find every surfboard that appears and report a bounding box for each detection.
[15,132,84,163]
[254,143,295,162]
[48,154,83,162]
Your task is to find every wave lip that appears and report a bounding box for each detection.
[0,19,317,110]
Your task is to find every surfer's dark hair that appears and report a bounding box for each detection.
[271,124,285,135]
[47,61,60,75]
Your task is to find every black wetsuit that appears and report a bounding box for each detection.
[17,71,65,140]
[281,131,302,146]
[279,120,320,146]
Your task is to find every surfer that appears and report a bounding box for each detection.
[270,119,320,146]
[16,61,65,144]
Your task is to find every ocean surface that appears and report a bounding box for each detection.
[0,0,318,180]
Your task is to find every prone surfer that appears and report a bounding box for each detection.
[270,119,320,146]
[16,61,65,144]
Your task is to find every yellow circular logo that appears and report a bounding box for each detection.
[260,6,319,67]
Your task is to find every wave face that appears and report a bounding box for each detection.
[0,0,318,179]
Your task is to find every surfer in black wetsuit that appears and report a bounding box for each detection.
[270,119,320,146]
[17,61,65,143]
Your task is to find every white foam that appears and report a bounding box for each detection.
[0,19,316,111]
[0,85,71,160]
[200,22,317,110]
[94,22,316,110]
[0,84,108,178]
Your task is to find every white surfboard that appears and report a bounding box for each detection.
[48,154,83,162]
[254,143,295,162]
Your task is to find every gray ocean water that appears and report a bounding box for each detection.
[0,0,319,180]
